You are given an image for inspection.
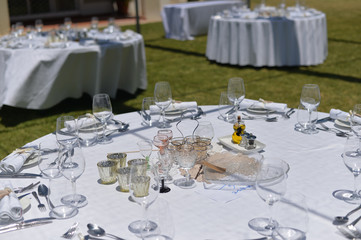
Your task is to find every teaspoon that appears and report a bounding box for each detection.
[333,204,361,225]
[87,223,125,240]
[38,184,55,209]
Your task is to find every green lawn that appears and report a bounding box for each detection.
[0,0,360,158]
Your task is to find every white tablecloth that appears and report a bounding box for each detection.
[206,11,328,66]
[0,33,147,109]
[0,105,355,239]
[161,1,243,40]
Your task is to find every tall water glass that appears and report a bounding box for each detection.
[300,84,320,134]
[93,93,113,144]
[56,116,78,150]
[60,142,88,208]
[154,82,172,128]
[296,104,318,134]
[218,91,236,122]
[77,115,98,147]
[227,77,245,120]
[249,158,287,236]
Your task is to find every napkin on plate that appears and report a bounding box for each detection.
[239,99,287,112]
[331,109,361,124]
[0,148,36,174]
[150,101,198,114]
[0,181,23,222]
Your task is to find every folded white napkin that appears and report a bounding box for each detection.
[239,99,287,112]
[150,101,198,114]
[331,109,361,124]
[0,181,23,222]
[0,148,36,174]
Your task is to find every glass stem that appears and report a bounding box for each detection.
[234,100,238,118]
[353,174,360,198]
[267,203,275,229]
[185,169,190,182]
[102,121,106,139]
[71,179,77,202]
[162,110,166,126]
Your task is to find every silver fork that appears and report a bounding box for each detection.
[62,222,79,239]
[32,191,46,212]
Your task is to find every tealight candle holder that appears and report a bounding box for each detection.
[97,160,117,184]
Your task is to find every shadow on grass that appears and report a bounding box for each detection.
[328,38,361,45]
[145,43,205,57]
[0,89,142,127]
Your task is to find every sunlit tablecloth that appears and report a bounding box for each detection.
[0,105,352,239]
[161,0,243,40]
[206,9,328,66]
[0,32,147,109]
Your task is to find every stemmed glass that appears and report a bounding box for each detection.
[333,135,361,203]
[59,141,87,208]
[128,165,160,235]
[154,151,173,193]
[227,77,245,120]
[35,19,43,33]
[154,82,172,128]
[350,104,361,139]
[157,129,173,141]
[173,144,197,189]
[64,17,72,30]
[153,135,169,155]
[93,93,113,144]
[137,139,153,163]
[248,158,287,236]
[299,84,321,134]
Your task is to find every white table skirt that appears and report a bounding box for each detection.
[0,34,147,109]
[161,1,243,40]
[206,13,328,66]
[0,105,355,239]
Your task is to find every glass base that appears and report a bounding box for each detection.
[294,123,318,134]
[160,186,171,193]
[248,217,278,236]
[49,205,78,219]
[173,178,195,189]
[333,190,361,204]
[128,220,158,235]
[98,136,113,144]
[61,194,88,208]
[143,234,173,240]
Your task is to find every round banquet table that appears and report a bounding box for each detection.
[206,10,328,67]
[0,105,354,239]
[0,31,147,109]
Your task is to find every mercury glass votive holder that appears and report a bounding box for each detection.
[107,152,127,169]
[132,176,150,197]
[128,158,148,176]
[97,160,117,184]
[116,167,131,192]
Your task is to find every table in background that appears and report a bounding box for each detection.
[206,9,328,66]
[1,105,354,239]
[0,32,147,109]
[161,0,243,40]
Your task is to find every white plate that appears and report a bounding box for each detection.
[246,107,275,115]
[217,135,266,154]
[335,119,351,129]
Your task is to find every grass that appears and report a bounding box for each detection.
[0,0,360,158]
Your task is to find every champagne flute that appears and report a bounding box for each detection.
[128,165,159,235]
[154,82,172,128]
[60,142,87,208]
[300,84,320,134]
[249,158,287,236]
[93,93,113,144]
[333,136,361,203]
[227,77,245,120]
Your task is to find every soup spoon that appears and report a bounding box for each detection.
[333,205,361,225]
[87,223,125,240]
[337,215,361,239]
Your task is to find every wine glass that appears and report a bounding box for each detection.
[128,165,160,235]
[157,129,173,141]
[173,144,197,189]
[248,158,287,236]
[56,116,78,150]
[64,17,72,30]
[138,139,153,162]
[333,135,361,203]
[90,16,99,30]
[93,93,113,144]
[153,135,169,155]
[59,141,87,208]
[299,84,321,134]
[227,77,245,120]
[154,151,173,193]
[154,82,172,128]
[35,19,43,33]
[350,104,361,139]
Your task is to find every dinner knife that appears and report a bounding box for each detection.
[0,173,42,178]
[316,116,332,124]
[0,218,54,234]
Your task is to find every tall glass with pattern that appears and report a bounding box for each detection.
[248,158,287,236]
[173,144,197,189]
[299,84,320,134]
[154,81,172,128]
[227,77,245,121]
[333,136,361,203]
[93,93,113,144]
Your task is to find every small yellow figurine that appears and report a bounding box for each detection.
[232,116,245,144]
